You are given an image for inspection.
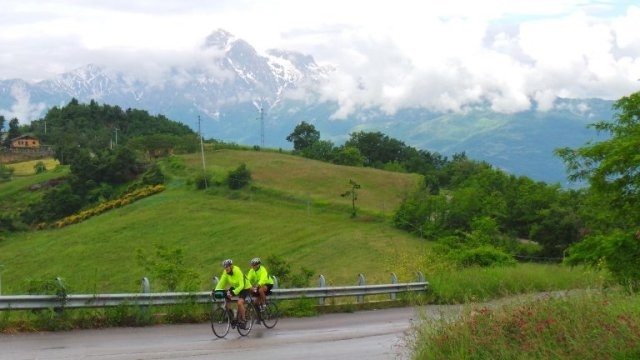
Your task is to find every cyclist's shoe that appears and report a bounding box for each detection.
[259,305,266,312]
[238,320,249,329]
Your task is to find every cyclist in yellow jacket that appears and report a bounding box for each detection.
[215,259,252,328]
[247,257,274,311]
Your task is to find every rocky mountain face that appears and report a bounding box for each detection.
[0,29,614,186]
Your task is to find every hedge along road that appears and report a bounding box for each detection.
[1,305,465,360]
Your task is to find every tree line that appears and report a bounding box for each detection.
[286,91,640,291]
[1,99,199,230]
[286,121,581,262]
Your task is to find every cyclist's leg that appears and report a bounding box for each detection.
[258,285,267,306]
[251,287,261,306]
[263,284,273,304]
[260,284,273,311]
[223,290,237,322]
[224,292,232,311]
[237,289,251,322]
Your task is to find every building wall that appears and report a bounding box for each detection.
[11,137,40,149]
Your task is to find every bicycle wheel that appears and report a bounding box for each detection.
[261,301,279,329]
[210,306,231,338]
[237,304,255,336]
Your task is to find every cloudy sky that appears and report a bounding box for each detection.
[1,0,639,117]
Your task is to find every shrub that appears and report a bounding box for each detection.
[34,161,47,174]
[452,245,517,268]
[266,254,314,288]
[193,172,211,190]
[227,163,251,190]
[0,164,14,182]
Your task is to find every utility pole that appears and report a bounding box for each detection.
[198,115,207,189]
[258,107,265,148]
[114,127,119,146]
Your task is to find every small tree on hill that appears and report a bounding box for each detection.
[341,179,361,218]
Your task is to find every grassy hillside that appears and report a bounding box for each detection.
[0,160,67,217]
[0,149,427,294]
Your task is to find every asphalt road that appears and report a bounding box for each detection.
[0,306,440,360]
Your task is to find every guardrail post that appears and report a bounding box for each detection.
[212,276,219,290]
[357,274,365,303]
[54,277,66,314]
[271,276,278,289]
[141,277,150,293]
[140,277,150,311]
[318,275,325,305]
[417,271,424,282]
[390,273,398,300]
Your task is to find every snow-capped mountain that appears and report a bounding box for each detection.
[0,29,614,186]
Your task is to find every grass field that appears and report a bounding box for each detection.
[4,158,60,176]
[0,149,606,298]
[0,149,427,294]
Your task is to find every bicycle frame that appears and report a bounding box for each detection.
[210,294,254,338]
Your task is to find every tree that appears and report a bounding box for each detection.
[0,115,5,144]
[302,139,335,162]
[340,179,361,218]
[344,131,406,168]
[286,121,320,151]
[556,91,640,291]
[3,118,21,147]
[332,146,364,166]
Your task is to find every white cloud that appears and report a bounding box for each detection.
[0,82,47,123]
[0,0,639,118]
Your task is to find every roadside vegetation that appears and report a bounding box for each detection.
[411,290,640,360]
[407,91,640,359]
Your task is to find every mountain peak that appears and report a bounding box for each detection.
[203,28,237,50]
[0,29,614,186]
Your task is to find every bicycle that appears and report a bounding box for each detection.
[247,290,279,329]
[210,290,255,338]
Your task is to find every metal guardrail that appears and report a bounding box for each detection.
[0,282,428,311]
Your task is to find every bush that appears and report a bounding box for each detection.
[452,245,517,268]
[227,163,251,190]
[34,161,47,174]
[0,164,14,182]
[266,254,314,288]
[193,172,211,190]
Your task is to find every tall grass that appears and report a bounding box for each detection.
[425,263,610,304]
[411,290,640,359]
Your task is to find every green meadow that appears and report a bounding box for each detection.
[0,148,428,294]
